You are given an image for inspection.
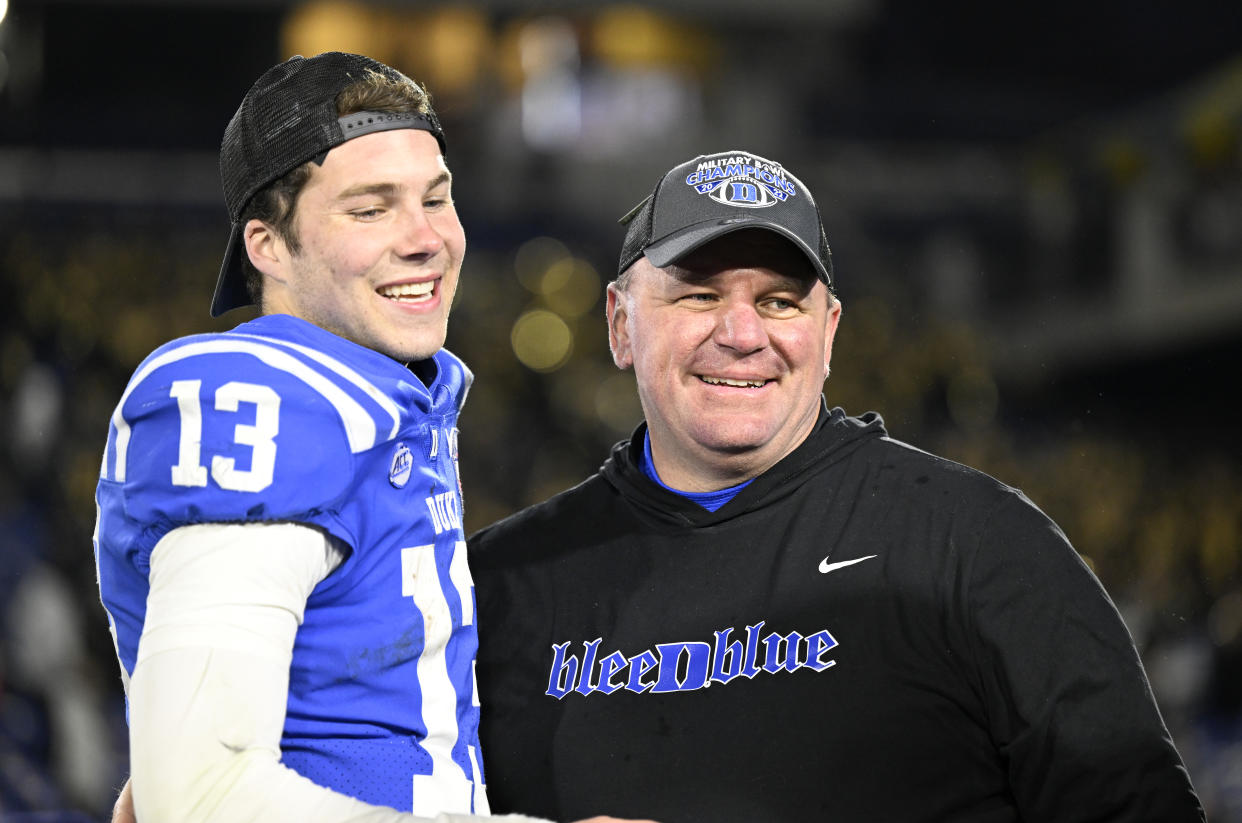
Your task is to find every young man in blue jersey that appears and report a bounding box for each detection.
[96,52,646,823]
[470,150,1206,822]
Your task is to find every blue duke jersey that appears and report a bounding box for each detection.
[94,314,488,817]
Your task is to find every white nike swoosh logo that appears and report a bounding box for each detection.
[818,554,878,574]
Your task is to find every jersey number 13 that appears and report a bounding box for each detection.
[168,379,280,493]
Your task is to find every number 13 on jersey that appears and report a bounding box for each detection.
[169,378,281,493]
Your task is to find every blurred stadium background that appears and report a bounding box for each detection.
[1,0,1240,819]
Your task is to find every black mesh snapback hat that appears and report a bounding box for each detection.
[211,52,447,317]
[618,150,834,292]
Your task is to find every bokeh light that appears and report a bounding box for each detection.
[282,0,381,59]
[514,236,571,293]
[398,7,492,98]
[511,309,573,372]
[591,5,714,72]
[542,258,601,317]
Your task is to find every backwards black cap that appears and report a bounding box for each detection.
[212,52,447,317]
[618,150,834,292]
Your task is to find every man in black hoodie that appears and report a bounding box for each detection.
[469,150,1204,823]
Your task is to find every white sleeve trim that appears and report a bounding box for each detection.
[130,522,548,823]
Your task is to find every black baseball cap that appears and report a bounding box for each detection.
[212,52,447,317]
[618,150,834,292]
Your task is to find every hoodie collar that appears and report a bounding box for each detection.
[603,398,887,527]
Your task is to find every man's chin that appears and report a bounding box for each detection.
[693,428,773,456]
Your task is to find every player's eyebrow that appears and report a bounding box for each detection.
[425,171,452,193]
[336,182,399,200]
[336,172,452,202]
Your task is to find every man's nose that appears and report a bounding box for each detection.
[714,300,768,353]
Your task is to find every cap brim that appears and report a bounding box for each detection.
[211,222,254,317]
[642,217,831,286]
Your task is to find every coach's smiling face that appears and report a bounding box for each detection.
[607,229,841,492]
[244,128,465,364]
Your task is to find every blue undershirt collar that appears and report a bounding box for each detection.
[640,431,753,512]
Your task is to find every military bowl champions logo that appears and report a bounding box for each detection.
[685,154,798,209]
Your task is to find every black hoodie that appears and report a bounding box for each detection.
[470,404,1203,823]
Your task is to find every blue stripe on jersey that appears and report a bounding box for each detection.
[226,331,403,440]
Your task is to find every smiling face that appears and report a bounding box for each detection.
[244,128,465,363]
[607,230,841,491]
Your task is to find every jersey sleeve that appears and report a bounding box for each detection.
[965,491,1204,822]
[99,336,378,567]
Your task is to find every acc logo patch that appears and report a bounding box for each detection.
[389,442,413,488]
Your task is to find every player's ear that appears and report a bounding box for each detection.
[606,282,633,370]
[823,293,842,379]
[243,219,290,283]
